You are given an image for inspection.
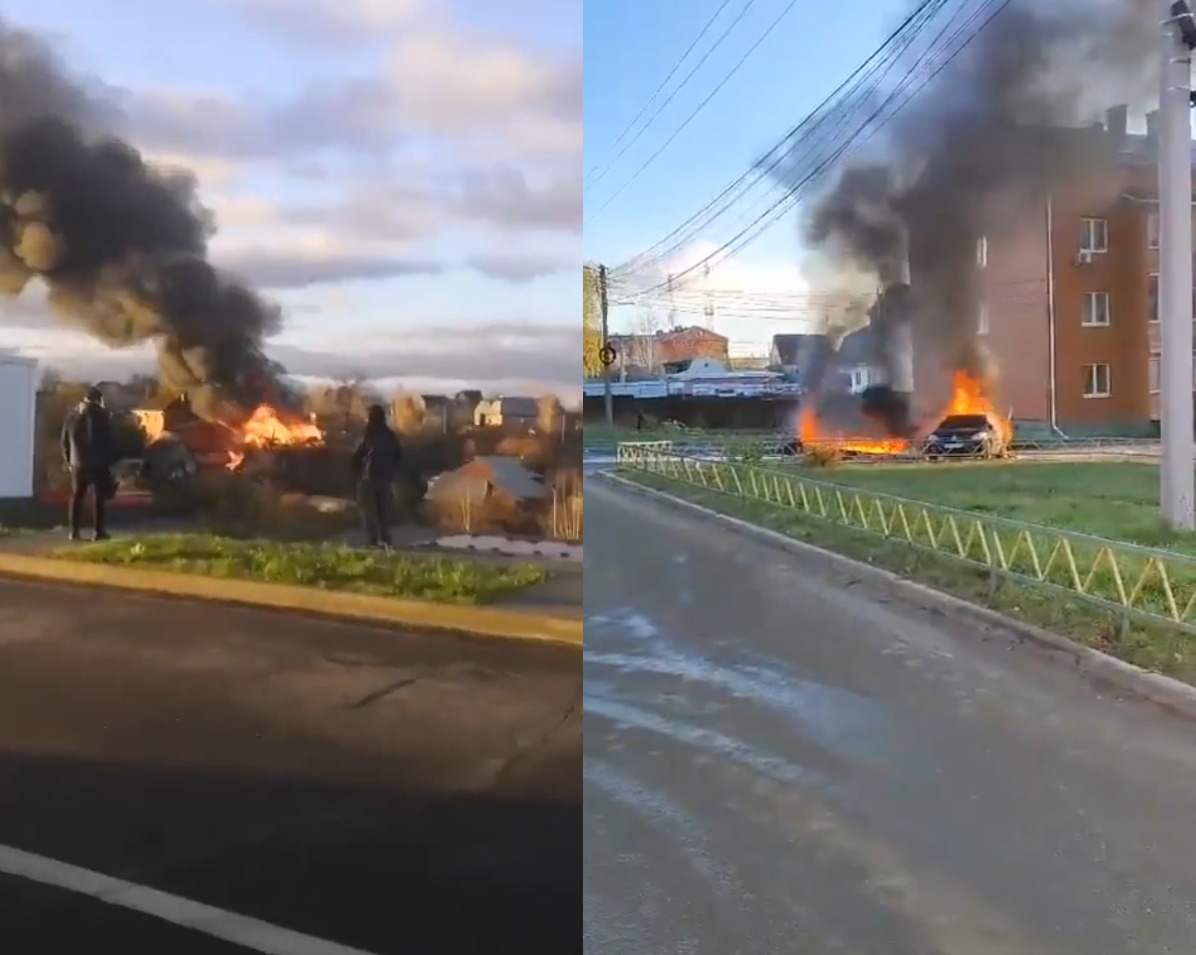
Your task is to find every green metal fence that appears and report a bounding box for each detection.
[615,441,1196,635]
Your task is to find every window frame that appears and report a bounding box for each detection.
[1080,291,1110,327]
[1080,217,1108,254]
[1082,362,1111,398]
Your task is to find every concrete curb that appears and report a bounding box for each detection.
[599,470,1196,721]
[0,552,583,649]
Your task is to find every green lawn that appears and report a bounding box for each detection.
[764,460,1189,550]
[53,534,546,605]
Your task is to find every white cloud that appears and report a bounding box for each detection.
[0,2,579,395]
[1,320,578,398]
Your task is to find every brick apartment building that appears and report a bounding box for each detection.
[913,105,1193,434]
[609,325,730,376]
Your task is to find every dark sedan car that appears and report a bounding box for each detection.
[923,412,1009,460]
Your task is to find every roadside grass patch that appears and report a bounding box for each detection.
[622,470,1196,684]
[53,533,546,605]
[761,460,1188,550]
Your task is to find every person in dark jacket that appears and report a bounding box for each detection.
[60,386,116,541]
[350,404,404,548]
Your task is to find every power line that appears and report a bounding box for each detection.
[697,0,1014,273]
[623,0,1017,298]
[584,0,739,187]
[610,0,951,280]
[585,0,805,226]
[585,0,761,193]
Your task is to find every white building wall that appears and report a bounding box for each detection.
[0,353,37,498]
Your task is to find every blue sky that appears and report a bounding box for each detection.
[0,0,580,396]
[583,0,916,354]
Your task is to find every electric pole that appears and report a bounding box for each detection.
[702,262,715,332]
[598,264,614,426]
[1159,0,1194,530]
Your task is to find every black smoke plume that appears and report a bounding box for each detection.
[0,18,292,422]
[789,0,1155,386]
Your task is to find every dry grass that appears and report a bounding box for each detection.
[545,470,583,542]
[424,484,526,536]
[803,445,843,468]
[188,472,360,541]
[422,467,583,542]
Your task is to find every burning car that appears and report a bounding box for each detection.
[130,397,325,503]
[923,411,1009,460]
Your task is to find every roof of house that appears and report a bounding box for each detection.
[836,326,876,366]
[770,333,821,365]
[426,455,548,502]
[658,325,728,342]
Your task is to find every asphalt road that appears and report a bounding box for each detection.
[0,577,581,953]
[584,476,1196,954]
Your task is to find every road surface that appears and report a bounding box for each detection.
[0,576,580,953]
[584,476,1196,954]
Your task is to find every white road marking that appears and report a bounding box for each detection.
[0,842,380,954]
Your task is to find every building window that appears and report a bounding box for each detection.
[1147,274,1196,321]
[1150,355,1160,394]
[977,301,989,335]
[1080,217,1108,253]
[976,235,987,267]
[1081,291,1110,326]
[1148,211,1160,249]
[1083,363,1111,398]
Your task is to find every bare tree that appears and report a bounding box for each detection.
[536,394,564,435]
[391,392,426,434]
[619,309,662,374]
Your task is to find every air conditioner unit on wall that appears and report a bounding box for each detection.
[1076,250,1095,264]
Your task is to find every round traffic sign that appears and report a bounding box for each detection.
[598,344,617,366]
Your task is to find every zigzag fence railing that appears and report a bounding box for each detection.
[615,441,1196,636]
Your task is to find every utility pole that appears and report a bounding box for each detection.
[598,264,614,426]
[702,262,715,332]
[1159,0,1195,530]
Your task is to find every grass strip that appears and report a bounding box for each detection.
[53,533,546,605]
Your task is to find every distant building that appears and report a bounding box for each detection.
[608,325,730,376]
[905,103,1195,433]
[655,326,729,366]
[474,396,538,428]
[420,394,451,431]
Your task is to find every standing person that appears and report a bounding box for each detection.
[60,386,115,542]
[350,404,404,549]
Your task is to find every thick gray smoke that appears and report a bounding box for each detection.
[797,0,1156,387]
[0,19,292,422]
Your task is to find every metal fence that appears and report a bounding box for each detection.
[587,428,1159,458]
[615,441,1196,635]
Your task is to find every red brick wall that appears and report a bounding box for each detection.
[656,327,730,364]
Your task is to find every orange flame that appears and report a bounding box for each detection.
[798,407,911,455]
[798,369,1009,455]
[234,405,324,451]
[941,370,1012,445]
[217,405,323,469]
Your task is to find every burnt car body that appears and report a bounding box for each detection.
[923,412,1009,459]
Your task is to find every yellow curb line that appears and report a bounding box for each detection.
[0,553,583,648]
